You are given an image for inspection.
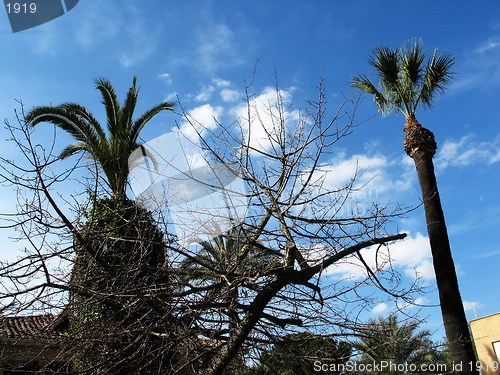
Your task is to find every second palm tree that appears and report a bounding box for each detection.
[351,40,477,374]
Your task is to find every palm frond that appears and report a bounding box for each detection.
[59,103,106,141]
[397,40,426,114]
[351,74,379,95]
[119,76,139,136]
[419,49,456,108]
[351,74,391,115]
[59,142,91,159]
[370,45,400,88]
[129,102,175,143]
[128,144,160,175]
[369,45,411,115]
[400,39,426,85]
[94,78,120,136]
[27,106,100,147]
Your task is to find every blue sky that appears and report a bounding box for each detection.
[1,0,499,339]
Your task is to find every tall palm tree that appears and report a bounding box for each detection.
[351,40,477,374]
[26,76,174,199]
[27,77,176,373]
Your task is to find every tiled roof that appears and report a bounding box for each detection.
[0,314,56,339]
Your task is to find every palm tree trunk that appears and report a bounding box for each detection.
[404,117,478,375]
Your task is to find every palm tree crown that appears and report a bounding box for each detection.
[181,225,273,284]
[180,225,277,336]
[351,40,455,119]
[354,315,447,375]
[26,77,175,198]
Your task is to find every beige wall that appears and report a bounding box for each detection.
[470,313,500,375]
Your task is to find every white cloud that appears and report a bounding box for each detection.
[232,86,300,155]
[164,92,178,102]
[191,78,239,102]
[319,153,388,191]
[394,155,416,191]
[372,302,389,314]
[220,89,241,102]
[308,151,416,215]
[299,243,329,265]
[195,85,216,102]
[435,133,500,169]
[178,104,223,142]
[328,232,434,281]
[316,148,419,198]
[405,259,435,280]
[159,73,173,85]
[290,148,418,225]
[213,78,231,88]
[387,232,434,280]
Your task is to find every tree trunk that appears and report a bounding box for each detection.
[403,116,478,375]
[208,277,287,375]
[227,286,239,337]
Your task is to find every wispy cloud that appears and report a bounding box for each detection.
[213,78,231,88]
[435,133,500,169]
[463,301,482,313]
[193,22,257,74]
[158,73,173,85]
[71,0,160,68]
[164,92,178,102]
[448,205,500,237]
[73,1,120,47]
[197,23,238,72]
[195,85,216,102]
[453,35,500,91]
[220,89,241,102]
[118,12,160,68]
[472,249,500,259]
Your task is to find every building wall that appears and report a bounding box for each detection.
[470,313,500,375]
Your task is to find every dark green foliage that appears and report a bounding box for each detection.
[353,315,449,375]
[250,332,352,375]
[70,197,176,374]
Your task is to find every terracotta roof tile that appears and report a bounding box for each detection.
[0,314,56,339]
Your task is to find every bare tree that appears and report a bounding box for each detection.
[0,81,422,375]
